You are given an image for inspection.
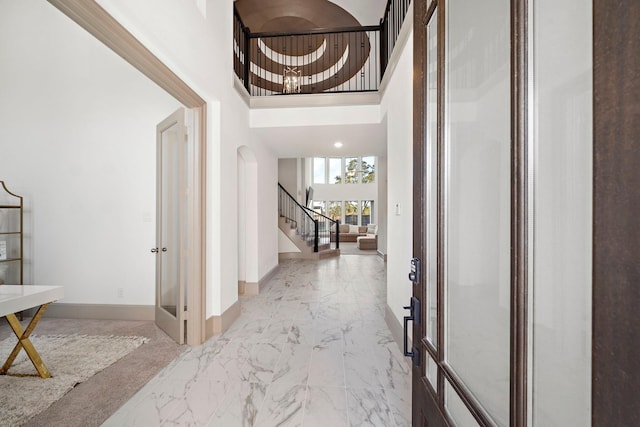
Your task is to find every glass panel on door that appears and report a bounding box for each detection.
[444,0,511,424]
[531,0,593,425]
[160,120,181,317]
[424,8,438,346]
[155,108,187,344]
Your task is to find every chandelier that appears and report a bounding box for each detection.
[282,66,301,94]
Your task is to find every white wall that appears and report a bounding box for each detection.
[310,182,378,204]
[380,33,413,326]
[376,154,388,254]
[96,0,279,317]
[0,0,181,304]
[251,104,381,129]
[278,229,301,254]
[278,158,298,197]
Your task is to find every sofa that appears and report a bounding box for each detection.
[331,224,378,249]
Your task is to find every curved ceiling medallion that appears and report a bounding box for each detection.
[235,0,373,94]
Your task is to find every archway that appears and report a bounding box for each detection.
[237,146,259,294]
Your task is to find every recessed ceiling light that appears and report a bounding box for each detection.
[334,142,343,148]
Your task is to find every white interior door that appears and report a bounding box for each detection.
[155,108,187,344]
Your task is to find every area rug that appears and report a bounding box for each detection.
[0,334,149,427]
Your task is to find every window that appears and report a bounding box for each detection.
[329,158,342,184]
[313,157,326,184]
[345,157,359,184]
[361,156,375,183]
[361,200,374,225]
[328,201,342,222]
[312,200,326,217]
[345,200,358,225]
[311,156,376,185]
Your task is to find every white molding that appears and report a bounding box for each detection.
[233,75,251,107]
[385,302,411,370]
[259,264,280,288]
[249,91,380,109]
[205,300,241,339]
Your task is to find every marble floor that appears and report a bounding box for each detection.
[104,255,411,427]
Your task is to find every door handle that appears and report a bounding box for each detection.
[162,248,168,252]
[150,248,159,253]
[403,296,420,366]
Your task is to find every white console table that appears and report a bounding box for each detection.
[0,285,64,378]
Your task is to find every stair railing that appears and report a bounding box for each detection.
[278,183,318,252]
[278,183,340,252]
[300,204,340,250]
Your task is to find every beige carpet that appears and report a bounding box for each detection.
[0,334,148,427]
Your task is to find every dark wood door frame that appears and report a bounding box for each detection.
[412,0,529,425]
[592,1,640,425]
[413,0,640,425]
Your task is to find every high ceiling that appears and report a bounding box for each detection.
[234,0,388,30]
[254,122,386,158]
[235,0,389,159]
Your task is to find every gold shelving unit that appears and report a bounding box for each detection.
[0,181,23,288]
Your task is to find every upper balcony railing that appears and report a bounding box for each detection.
[234,0,410,96]
[380,0,411,76]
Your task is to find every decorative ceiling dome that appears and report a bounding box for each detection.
[234,0,373,94]
[234,0,362,32]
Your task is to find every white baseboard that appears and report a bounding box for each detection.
[385,303,411,369]
[205,300,241,339]
[259,264,279,288]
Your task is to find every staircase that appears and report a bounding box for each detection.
[278,183,340,259]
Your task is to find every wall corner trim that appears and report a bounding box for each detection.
[205,300,241,340]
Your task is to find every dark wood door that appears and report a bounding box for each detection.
[411,0,527,425]
[411,0,640,425]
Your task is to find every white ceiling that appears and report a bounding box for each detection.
[329,0,389,26]
[255,121,386,158]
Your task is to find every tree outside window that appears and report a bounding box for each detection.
[329,158,342,184]
[361,156,375,183]
[361,200,374,225]
[328,201,342,222]
[345,200,358,225]
[345,157,359,184]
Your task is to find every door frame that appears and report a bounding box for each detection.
[415,0,640,425]
[47,0,207,345]
[412,0,529,424]
[592,0,640,424]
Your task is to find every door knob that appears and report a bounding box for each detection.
[162,248,168,252]
[150,248,159,253]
